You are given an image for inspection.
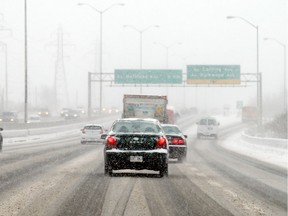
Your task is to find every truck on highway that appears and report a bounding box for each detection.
[241,106,257,123]
[122,94,168,123]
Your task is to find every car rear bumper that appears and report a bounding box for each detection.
[105,149,168,171]
[169,145,187,158]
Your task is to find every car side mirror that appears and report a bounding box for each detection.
[101,134,108,139]
[0,128,3,131]
[184,135,188,138]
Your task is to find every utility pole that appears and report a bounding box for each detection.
[54,26,69,111]
[0,42,7,110]
[24,0,28,123]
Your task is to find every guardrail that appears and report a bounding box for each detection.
[1,114,120,139]
[241,129,287,149]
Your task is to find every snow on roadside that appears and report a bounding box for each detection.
[3,129,80,146]
[216,114,287,169]
[220,132,287,169]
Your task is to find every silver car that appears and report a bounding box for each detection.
[80,124,104,144]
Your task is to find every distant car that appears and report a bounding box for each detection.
[0,111,18,123]
[103,118,169,177]
[162,124,187,162]
[64,109,80,120]
[37,108,50,117]
[108,107,120,114]
[81,124,104,144]
[60,108,72,117]
[27,115,41,123]
[196,116,220,139]
[76,107,86,116]
[0,127,3,151]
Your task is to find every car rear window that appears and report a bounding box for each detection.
[112,121,161,133]
[199,118,217,126]
[162,126,181,134]
[199,119,207,125]
[208,119,217,125]
[84,125,102,130]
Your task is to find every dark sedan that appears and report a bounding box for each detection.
[161,124,187,162]
[103,118,169,177]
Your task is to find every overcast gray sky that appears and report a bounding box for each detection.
[0,0,287,114]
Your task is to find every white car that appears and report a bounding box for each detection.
[196,116,220,139]
[80,124,104,144]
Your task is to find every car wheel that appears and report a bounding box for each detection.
[104,163,112,176]
[159,164,168,177]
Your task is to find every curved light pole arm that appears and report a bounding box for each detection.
[78,3,124,14]
[141,25,159,33]
[227,16,257,29]
[123,25,141,33]
[102,3,124,13]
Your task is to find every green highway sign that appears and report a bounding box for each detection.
[186,65,240,84]
[114,69,182,84]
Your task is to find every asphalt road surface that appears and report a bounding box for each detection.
[0,115,286,216]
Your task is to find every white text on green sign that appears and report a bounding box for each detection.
[186,65,240,84]
[115,69,182,84]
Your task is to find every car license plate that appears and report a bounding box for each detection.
[130,156,143,162]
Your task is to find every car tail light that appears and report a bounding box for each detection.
[171,138,185,145]
[156,137,167,149]
[106,136,117,149]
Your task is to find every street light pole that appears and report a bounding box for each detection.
[264,38,287,134]
[123,25,159,94]
[153,42,181,95]
[24,0,28,123]
[0,42,7,110]
[227,16,262,127]
[78,3,124,113]
[153,42,182,68]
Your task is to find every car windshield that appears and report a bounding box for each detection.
[112,120,161,133]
